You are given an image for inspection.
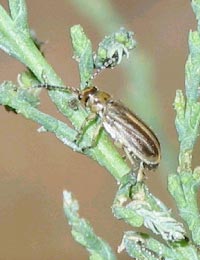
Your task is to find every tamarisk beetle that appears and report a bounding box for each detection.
[27,28,160,181]
[32,81,161,181]
[76,85,161,181]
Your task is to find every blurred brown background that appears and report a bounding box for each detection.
[0,0,196,259]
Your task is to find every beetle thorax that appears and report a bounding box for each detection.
[80,86,111,114]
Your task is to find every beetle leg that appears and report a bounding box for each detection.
[123,147,145,182]
[90,121,103,148]
[124,147,136,167]
[122,154,127,161]
[68,98,79,111]
[137,161,145,182]
[80,122,103,152]
[75,113,97,145]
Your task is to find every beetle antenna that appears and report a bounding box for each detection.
[32,84,80,95]
[84,57,116,88]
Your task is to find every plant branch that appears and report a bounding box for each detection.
[63,191,116,260]
[168,0,200,246]
[0,0,131,182]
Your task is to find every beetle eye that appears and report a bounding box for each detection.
[78,94,83,100]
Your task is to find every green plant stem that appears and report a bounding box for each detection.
[168,0,200,246]
[63,191,116,260]
[2,1,200,259]
[68,0,177,176]
[0,1,130,182]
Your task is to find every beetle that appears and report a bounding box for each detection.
[76,85,161,181]
[30,82,161,181]
[30,82,161,182]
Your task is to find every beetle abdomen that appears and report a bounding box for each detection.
[102,101,161,167]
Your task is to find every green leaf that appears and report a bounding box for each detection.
[63,191,116,260]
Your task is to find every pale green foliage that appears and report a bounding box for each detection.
[1,0,200,259]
